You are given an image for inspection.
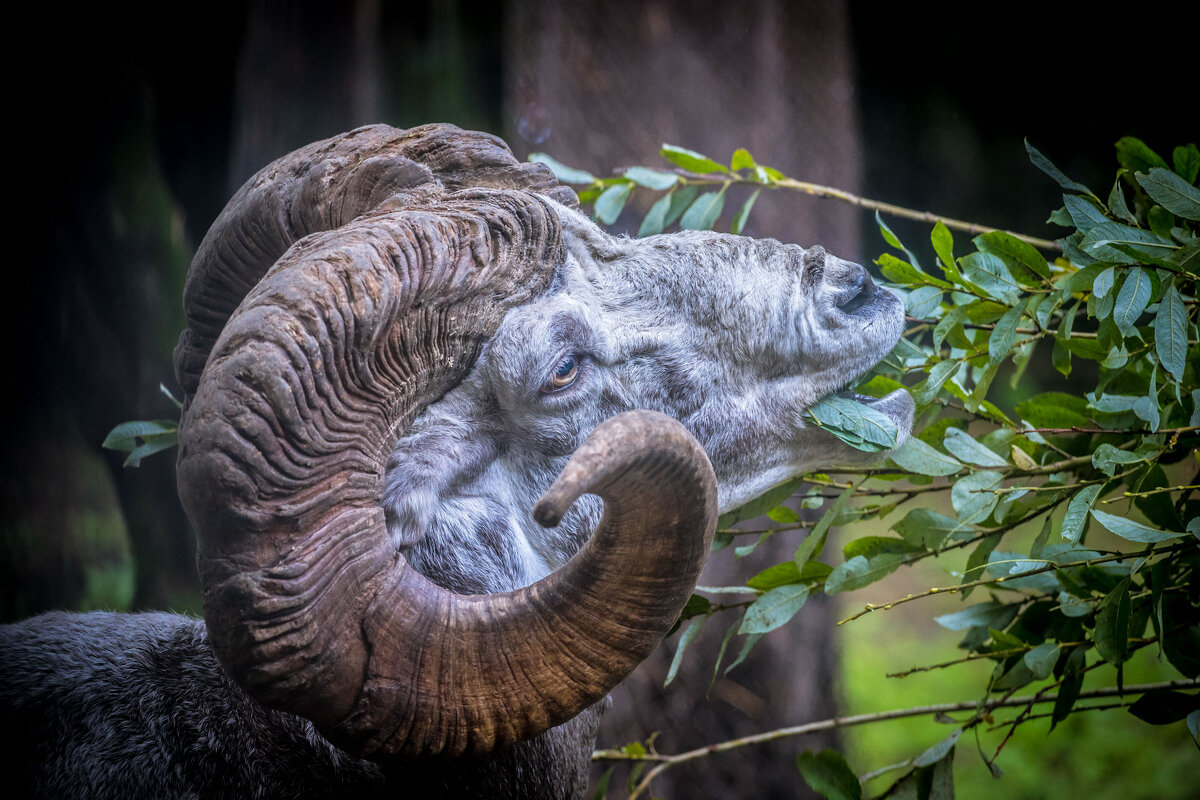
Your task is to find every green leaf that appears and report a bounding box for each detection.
[1112,267,1152,335]
[679,190,725,230]
[823,556,871,594]
[730,189,760,235]
[1063,195,1109,232]
[987,302,1025,367]
[943,428,1007,468]
[1052,648,1086,729]
[986,551,1059,593]
[794,482,857,567]
[935,600,1013,631]
[958,252,1022,305]
[767,505,802,524]
[933,305,968,352]
[1092,266,1116,299]
[931,220,955,276]
[1095,578,1132,665]
[679,593,712,621]
[1091,444,1145,477]
[718,477,804,528]
[1115,136,1168,174]
[892,508,972,550]
[1059,591,1092,618]
[876,211,906,250]
[734,531,772,558]
[915,730,962,768]
[911,360,962,406]
[1132,395,1160,432]
[1170,239,1200,275]
[889,437,963,477]
[1155,283,1189,382]
[1091,510,1184,543]
[528,153,597,185]
[1026,139,1093,195]
[122,436,180,468]
[623,166,677,191]
[1081,222,1176,264]
[662,185,698,228]
[796,750,861,800]
[1058,263,1107,298]
[637,192,671,236]
[660,144,727,174]
[724,632,762,675]
[1023,642,1059,680]
[102,419,178,451]
[842,536,921,561]
[730,148,755,170]
[806,395,899,452]
[594,183,632,225]
[747,560,832,591]
[951,471,1003,524]
[1161,594,1200,677]
[665,619,703,686]
[1173,143,1200,184]
[877,253,948,287]
[1108,174,1137,225]
[1128,691,1200,725]
[1132,465,1186,532]
[1017,391,1093,428]
[906,286,943,319]
[1048,206,1074,226]
[739,584,810,634]
[1137,168,1200,220]
[974,231,1050,282]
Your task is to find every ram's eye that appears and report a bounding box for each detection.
[541,356,579,393]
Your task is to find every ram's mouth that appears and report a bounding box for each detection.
[811,386,915,454]
[834,387,913,422]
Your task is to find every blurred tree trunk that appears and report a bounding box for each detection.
[505,2,861,796]
[227,0,381,192]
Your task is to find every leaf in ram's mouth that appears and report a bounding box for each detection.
[805,393,899,452]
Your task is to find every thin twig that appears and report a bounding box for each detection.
[598,680,1198,799]
[987,700,1135,733]
[667,170,1062,251]
[836,542,1191,625]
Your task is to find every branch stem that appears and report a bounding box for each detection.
[836,542,1190,625]
[600,680,1198,799]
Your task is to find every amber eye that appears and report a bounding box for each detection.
[541,356,579,393]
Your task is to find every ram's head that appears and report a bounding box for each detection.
[175,124,911,763]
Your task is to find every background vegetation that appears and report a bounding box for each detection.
[558,137,1199,798]
[6,2,1196,798]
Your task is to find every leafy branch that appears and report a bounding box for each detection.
[594,680,1199,799]
[568,135,1200,798]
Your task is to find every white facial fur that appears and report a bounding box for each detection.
[382,201,913,594]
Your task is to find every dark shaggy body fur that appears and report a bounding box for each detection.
[0,612,599,799]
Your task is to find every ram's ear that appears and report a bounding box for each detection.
[553,201,627,263]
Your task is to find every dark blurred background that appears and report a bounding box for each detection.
[4,1,1195,797]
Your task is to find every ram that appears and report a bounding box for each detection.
[0,124,912,799]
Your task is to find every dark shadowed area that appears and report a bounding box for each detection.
[4,1,1194,797]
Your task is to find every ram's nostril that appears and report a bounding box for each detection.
[837,268,877,314]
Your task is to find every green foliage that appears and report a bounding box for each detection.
[571,137,1199,798]
[102,384,181,467]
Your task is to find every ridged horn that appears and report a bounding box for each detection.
[173,123,575,401]
[177,175,716,758]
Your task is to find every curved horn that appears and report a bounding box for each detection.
[174,123,575,400]
[177,185,716,759]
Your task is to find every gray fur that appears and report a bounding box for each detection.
[389,202,912,595]
[1,201,911,798]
